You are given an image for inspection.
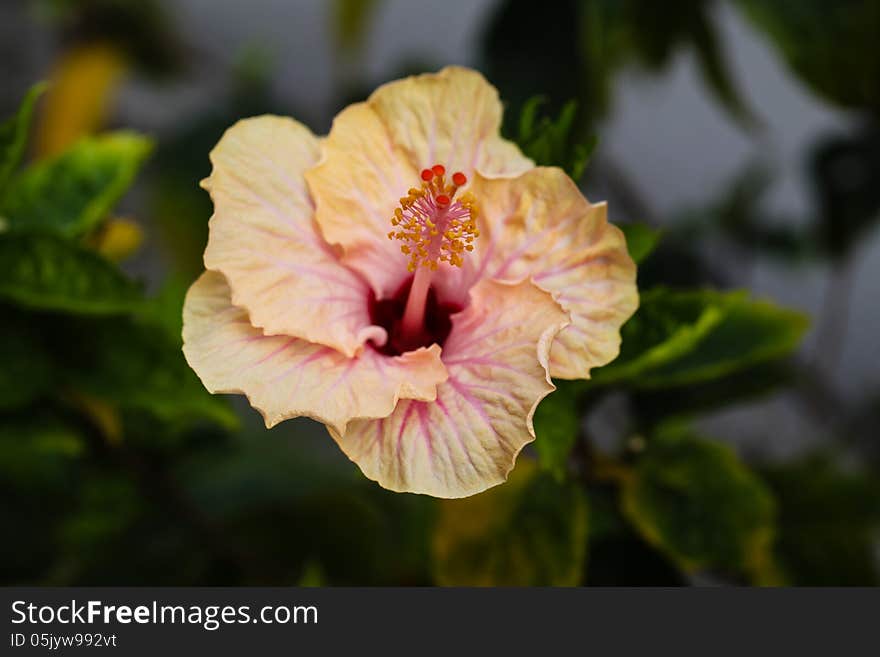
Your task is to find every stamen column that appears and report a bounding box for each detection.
[388,164,478,344]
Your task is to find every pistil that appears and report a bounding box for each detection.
[388,164,478,344]
[400,264,433,339]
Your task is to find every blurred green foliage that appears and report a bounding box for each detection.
[2,133,151,237]
[0,82,240,584]
[762,456,880,586]
[332,0,382,54]
[515,97,596,181]
[2,0,879,587]
[594,288,808,388]
[485,0,753,130]
[620,222,661,265]
[433,461,588,586]
[621,426,777,581]
[737,0,880,113]
[0,233,143,313]
[0,82,46,195]
[533,382,583,480]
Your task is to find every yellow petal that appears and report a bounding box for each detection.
[468,168,639,379]
[368,66,533,181]
[182,271,447,434]
[305,103,416,298]
[306,67,532,297]
[203,115,384,357]
[331,277,568,498]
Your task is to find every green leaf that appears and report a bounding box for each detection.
[516,95,545,145]
[1,132,153,237]
[761,455,880,585]
[432,459,588,585]
[486,1,602,128]
[0,233,143,314]
[620,222,661,264]
[687,3,756,126]
[514,96,596,181]
[592,288,728,385]
[621,428,777,578]
[632,359,796,424]
[737,0,880,112]
[593,287,808,388]
[534,380,585,479]
[136,274,189,342]
[0,82,46,196]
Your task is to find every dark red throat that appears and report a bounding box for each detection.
[368,276,463,356]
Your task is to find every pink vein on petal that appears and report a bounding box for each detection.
[434,394,480,480]
[396,403,418,470]
[446,377,494,429]
[416,402,434,461]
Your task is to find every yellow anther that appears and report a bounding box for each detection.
[388,164,479,270]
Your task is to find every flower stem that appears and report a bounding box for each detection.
[401,265,432,340]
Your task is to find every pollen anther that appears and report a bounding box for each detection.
[387,163,478,270]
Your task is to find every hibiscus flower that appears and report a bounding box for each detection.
[182,67,637,498]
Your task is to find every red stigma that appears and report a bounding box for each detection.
[388,163,479,271]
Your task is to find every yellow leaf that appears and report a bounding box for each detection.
[36,44,129,159]
[89,216,145,262]
[432,459,589,585]
[64,390,123,445]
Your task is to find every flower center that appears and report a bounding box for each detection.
[381,164,478,352]
[368,276,464,356]
[387,164,479,272]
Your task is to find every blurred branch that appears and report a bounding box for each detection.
[813,258,857,375]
